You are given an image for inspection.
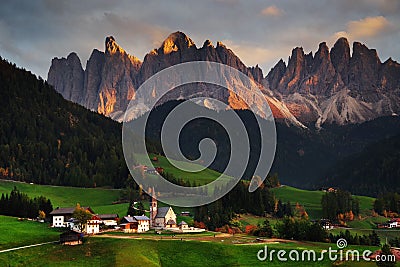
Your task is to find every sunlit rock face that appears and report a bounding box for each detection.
[48,32,400,127]
[266,38,400,127]
[96,36,141,117]
[48,31,303,126]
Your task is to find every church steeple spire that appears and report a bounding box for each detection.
[149,187,157,228]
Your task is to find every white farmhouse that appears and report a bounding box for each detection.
[85,215,101,234]
[50,207,94,228]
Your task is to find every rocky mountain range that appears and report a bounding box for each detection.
[48,32,400,127]
[267,38,400,127]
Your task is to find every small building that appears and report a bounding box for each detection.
[85,215,101,234]
[50,206,94,228]
[120,216,138,233]
[60,230,83,245]
[180,211,191,217]
[120,215,150,233]
[320,219,333,230]
[99,214,119,226]
[378,218,400,229]
[178,221,189,230]
[133,215,150,232]
[388,218,400,228]
[65,218,80,232]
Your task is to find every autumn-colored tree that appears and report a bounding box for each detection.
[294,202,308,220]
[38,210,46,220]
[73,203,92,232]
[194,221,206,229]
[245,225,257,234]
[345,211,354,221]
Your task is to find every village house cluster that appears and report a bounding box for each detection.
[50,207,119,234]
[51,192,204,244]
[378,218,400,229]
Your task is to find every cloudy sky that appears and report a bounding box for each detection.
[1,0,399,78]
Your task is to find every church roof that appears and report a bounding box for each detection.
[178,221,188,225]
[166,219,176,225]
[156,207,172,218]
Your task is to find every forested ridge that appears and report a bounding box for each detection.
[0,57,128,188]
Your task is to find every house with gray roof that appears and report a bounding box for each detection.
[120,215,150,233]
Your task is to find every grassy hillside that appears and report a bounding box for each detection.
[0,236,379,266]
[136,153,233,186]
[271,186,375,219]
[0,180,127,216]
[0,216,60,250]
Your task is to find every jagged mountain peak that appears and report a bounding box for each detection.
[202,39,213,48]
[266,37,400,127]
[160,31,196,54]
[290,47,305,60]
[333,37,350,50]
[104,36,141,67]
[105,36,125,55]
[66,52,81,61]
[48,34,400,127]
[316,42,329,55]
[216,41,226,48]
[384,57,395,64]
[352,41,381,63]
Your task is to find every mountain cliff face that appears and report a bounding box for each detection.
[266,37,400,127]
[48,32,303,125]
[48,52,84,103]
[48,32,400,127]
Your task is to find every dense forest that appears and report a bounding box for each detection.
[321,189,360,222]
[0,57,129,188]
[0,187,53,219]
[325,133,400,196]
[139,100,400,194]
[193,177,292,230]
[373,192,400,215]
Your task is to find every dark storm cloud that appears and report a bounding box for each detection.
[0,0,399,78]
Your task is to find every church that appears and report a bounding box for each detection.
[149,192,177,229]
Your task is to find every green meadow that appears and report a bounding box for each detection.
[0,236,380,267]
[0,216,60,250]
[137,153,233,186]
[0,180,127,216]
[271,186,376,220]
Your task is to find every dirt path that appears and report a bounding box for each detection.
[0,241,58,253]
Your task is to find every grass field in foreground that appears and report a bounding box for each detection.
[0,236,380,267]
[0,216,60,250]
[271,186,376,220]
[0,180,127,216]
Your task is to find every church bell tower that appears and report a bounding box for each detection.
[149,187,157,228]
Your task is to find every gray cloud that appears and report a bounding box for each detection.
[0,0,399,78]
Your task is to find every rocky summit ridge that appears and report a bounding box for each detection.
[48,32,400,127]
